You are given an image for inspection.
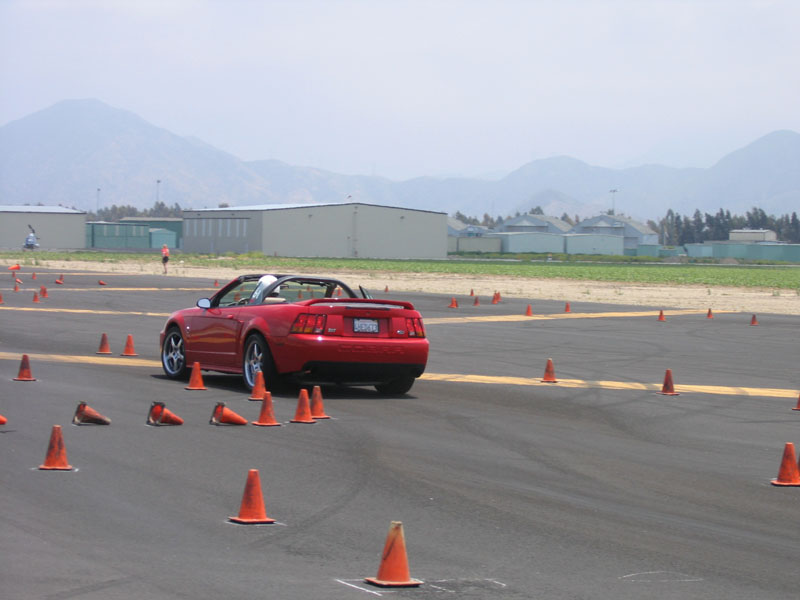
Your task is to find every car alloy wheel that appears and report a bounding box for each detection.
[161,328,187,379]
[243,333,276,391]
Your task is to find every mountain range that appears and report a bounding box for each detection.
[1,99,798,221]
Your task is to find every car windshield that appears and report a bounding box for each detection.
[217,280,260,307]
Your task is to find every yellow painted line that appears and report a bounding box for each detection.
[425,309,736,325]
[0,306,170,317]
[420,373,797,398]
[0,351,159,368]
[0,352,794,399]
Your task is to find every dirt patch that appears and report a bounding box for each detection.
[34,259,800,315]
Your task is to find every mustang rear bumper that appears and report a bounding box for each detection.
[275,334,429,383]
[292,361,426,386]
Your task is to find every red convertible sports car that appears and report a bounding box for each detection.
[160,274,429,395]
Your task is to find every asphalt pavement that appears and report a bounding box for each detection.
[1,268,798,599]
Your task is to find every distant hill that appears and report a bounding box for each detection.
[1,99,798,221]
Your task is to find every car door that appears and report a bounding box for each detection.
[187,281,255,369]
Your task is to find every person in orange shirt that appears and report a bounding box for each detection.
[161,244,170,274]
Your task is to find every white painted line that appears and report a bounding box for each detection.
[335,579,384,596]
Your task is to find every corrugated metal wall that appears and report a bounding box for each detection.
[86,223,149,248]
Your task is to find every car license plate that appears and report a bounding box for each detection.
[353,318,379,333]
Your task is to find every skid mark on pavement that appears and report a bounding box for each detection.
[0,352,794,399]
[425,309,736,325]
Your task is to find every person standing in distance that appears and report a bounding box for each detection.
[161,244,170,274]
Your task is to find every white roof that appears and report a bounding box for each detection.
[0,204,85,214]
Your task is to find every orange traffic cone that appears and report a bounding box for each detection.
[469,288,474,296]
[448,297,458,308]
[40,285,48,298]
[310,385,330,419]
[55,275,64,284]
[565,302,571,313]
[473,296,480,306]
[121,334,138,356]
[0,414,6,425]
[96,332,112,354]
[542,358,558,383]
[13,283,19,292]
[364,521,422,588]
[252,391,281,426]
[32,291,39,303]
[491,292,499,305]
[525,304,533,317]
[210,402,248,425]
[39,425,73,470]
[248,370,266,400]
[706,308,713,319]
[13,354,36,381]
[791,394,800,411]
[335,287,342,297]
[228,469,276,524]
[15,277,23,285]
[297,290,303,299]
[72,402,111,425]
[750,314,759,326]
[384,286,389,293]
[770,443,800,486]
[213,279,219,287]
[146,401,183,426]
[98,280,107,286]
[8,263,20,270]
[185,362,207,390]
[290,389,315,424]
[658,369,679,395]
[0,293,3,304]
[31,272,36,280]
[657,310,666,322]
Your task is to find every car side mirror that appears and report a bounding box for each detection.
[197,298,211,309]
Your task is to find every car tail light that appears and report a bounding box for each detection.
[291,314,327,335]
[405,317,425,338]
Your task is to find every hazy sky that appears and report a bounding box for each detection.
[1,0,798,180]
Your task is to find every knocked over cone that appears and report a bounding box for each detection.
[210,402,248,425]
[72,402,111,425]
[146,402,183,426]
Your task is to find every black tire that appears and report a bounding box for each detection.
[242,333,278,391]
[375,375,415,396]
[161,327,188,380]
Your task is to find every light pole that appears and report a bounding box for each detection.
[96,188,101,217]
[609,189,618,216]
[156,179,161,205]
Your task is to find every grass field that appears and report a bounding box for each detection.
[3,251,799,289]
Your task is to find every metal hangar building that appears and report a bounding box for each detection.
[182,203,447,259]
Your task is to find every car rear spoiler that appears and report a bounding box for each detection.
[305,297,416,310]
